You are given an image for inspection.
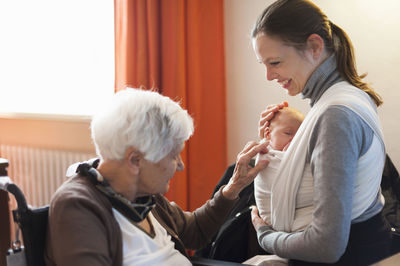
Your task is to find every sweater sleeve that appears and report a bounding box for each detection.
[257,105,374,263]
[156,185,239,250]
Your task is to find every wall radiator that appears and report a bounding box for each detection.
[0,144,95,207]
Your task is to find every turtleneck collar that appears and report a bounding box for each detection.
[301,54,344,107]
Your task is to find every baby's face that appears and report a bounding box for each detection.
[267,111,302,151]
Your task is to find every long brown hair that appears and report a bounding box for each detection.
[252,0,383,106]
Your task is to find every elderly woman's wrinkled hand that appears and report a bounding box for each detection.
[258,101,289,139]
[222,141,269,200]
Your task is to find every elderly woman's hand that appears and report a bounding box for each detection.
[222,141,269,200]
[250,205,271,231]
[258,101,289,139]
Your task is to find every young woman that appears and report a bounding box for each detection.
[250,0,392,265]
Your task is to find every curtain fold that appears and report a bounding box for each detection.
[115,0,226,211]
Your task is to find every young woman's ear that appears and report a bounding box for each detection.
[306,33,325,59]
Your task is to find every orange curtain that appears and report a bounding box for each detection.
[115,0,226,211]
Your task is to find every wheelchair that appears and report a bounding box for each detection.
[0,158,48,266]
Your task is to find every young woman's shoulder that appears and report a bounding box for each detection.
[309,105,374,157]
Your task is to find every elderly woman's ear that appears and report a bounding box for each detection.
[125,147,141,175]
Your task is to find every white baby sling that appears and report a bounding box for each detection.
[259,81,385,232]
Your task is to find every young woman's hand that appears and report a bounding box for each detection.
[251,205,271,231]
[258,101,288,139]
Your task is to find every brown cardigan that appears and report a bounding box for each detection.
[45,174,238,266]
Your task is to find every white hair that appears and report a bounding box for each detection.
[91,88,194,163]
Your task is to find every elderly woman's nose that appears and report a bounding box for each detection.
[177,156,185,171]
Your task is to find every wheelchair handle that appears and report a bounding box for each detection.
[0,158,29,212]
[0,157,9,176]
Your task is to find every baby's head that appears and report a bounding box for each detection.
[266,107,304,151]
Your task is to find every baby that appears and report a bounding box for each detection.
[264,107,304,151]
[254,107,305,227]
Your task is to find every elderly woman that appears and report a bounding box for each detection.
[250,0,392,265]
[45,88,268,266]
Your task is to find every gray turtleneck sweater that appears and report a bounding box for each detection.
[256,55,385,263]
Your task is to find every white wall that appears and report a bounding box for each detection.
[224,0,400,168]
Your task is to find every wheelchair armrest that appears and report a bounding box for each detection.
[0,176,28,213]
